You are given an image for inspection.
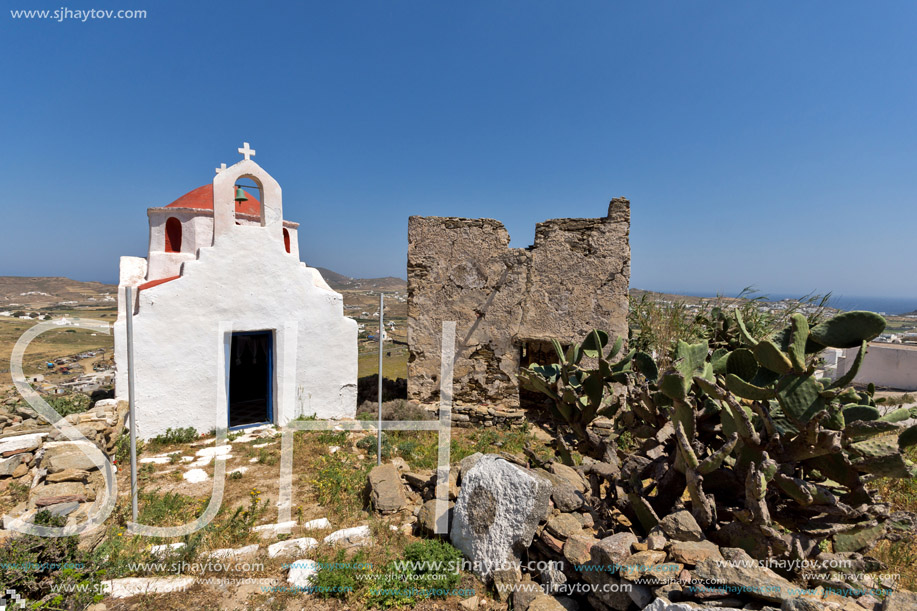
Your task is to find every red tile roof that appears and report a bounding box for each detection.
[165,184,261,216]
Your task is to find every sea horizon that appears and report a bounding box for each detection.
[642,290,917,316]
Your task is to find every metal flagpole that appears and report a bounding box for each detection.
[377,292,384,465]
[125,286,139,522]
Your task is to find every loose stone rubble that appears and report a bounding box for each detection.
[373,451,917,611]
[0,398,126,535]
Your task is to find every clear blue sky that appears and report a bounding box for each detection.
[3,1,916,299]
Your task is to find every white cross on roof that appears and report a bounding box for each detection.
[215,163,227,175]
[238,142,256,161]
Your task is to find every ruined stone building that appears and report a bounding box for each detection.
[407,199,630,409]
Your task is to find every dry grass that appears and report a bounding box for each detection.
[0,309,115,385]
[869,445,917,591]
[357,346,408,379]
[88,421,509,609]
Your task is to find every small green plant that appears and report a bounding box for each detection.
[396,539,462,590]
[310,454,369,516]
[149,427,198,447]
[138,490,200,526]
[257,447,278,465]
[8,481,30,504]
[318,430,348,445]
[216,489,266,543]
[309,541,463,607]
[114,434,144,465]
[309,548,366,599]
[357,434,393,458]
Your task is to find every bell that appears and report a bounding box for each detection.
[234,187,248,203]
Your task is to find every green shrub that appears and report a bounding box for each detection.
[114,434,144,465]
[309,548,366,599]
[46,393,91,419]
[309,541,463,608]
[215,490,265,544]
[318,430,348,445]
[356,434,393,459]
[399,539,462,589]
[149,427,198,447]
[138,490,200,526]
[257,446,278,465]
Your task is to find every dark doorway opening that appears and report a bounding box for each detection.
[229,331,273,429]
[518,339,564,411]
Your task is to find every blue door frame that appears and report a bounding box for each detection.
[228,330,274,430]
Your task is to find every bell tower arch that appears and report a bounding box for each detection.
[212,142,283,243]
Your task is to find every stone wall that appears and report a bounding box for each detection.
[0,397,127,541]
[407,199,630,408]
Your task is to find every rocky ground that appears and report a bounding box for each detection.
[1,396,915,611]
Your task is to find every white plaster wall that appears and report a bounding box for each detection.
[835,342,917,391]
[147,209,201,280]
[146,252,194,280]
[114,256,148,401]
[147,209,299,276]
[285,226,300,258]
[125,228,357,439]
[185,214,214,253]
[146,210,298,280]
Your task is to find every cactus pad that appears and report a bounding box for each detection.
[842,404,880,423]
[725,373,776,401]
[809,311,886,349]
[776,374,825,424]
[727,348,759,381]
[753,339,793,374]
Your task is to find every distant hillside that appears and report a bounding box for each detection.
[0,271,406,310]
[629,288,741,306]
[0,276,117,309]
[313,268,406,292]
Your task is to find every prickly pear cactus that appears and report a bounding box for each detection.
[523,308,916,559]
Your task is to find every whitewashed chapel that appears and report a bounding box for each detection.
[114,144,358,439]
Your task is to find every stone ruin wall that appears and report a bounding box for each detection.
[407,198,631,414]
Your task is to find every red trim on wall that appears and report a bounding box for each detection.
[137,275,180,293]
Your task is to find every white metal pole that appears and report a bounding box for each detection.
[125,286,138,522]
[377,292,384,466]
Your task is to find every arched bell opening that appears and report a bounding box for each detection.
[164,217,182,253]
[232,175,265,225]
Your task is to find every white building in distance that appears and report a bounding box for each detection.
[114,144,358,439]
